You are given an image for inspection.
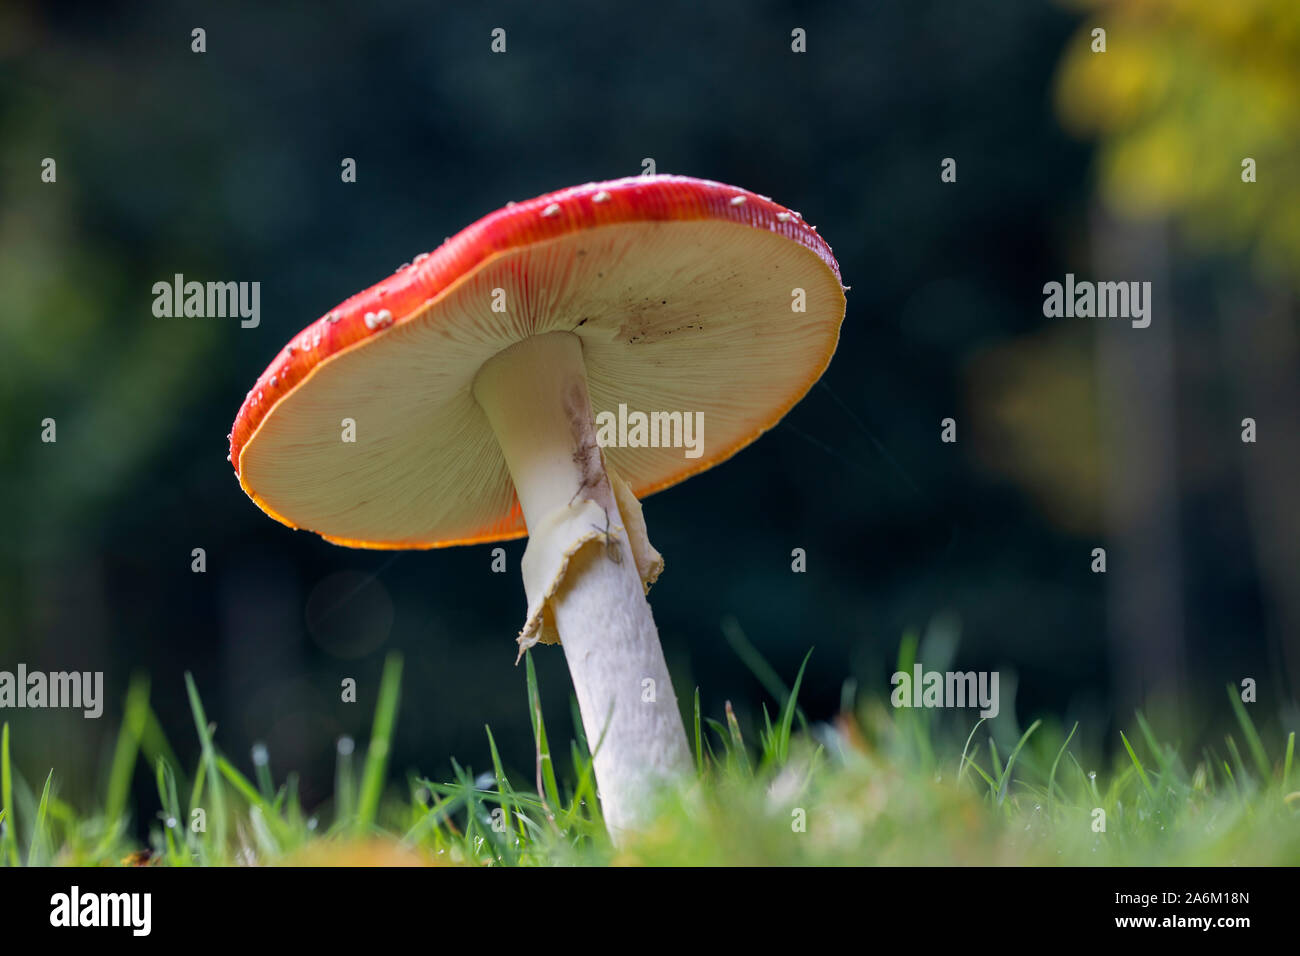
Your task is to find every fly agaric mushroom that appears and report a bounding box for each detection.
[229,175,845,837]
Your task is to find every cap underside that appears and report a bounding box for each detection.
[239,217,844,548]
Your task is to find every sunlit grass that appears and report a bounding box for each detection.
[1,643,1297,866]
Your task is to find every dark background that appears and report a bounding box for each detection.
[2,1,1296,817]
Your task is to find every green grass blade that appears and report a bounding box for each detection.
[216,755,266,807]
[1135,711,1174,780]
[1046,721,1079,807]
[721,617,808,732]
[565,746,602,833]
[187,758,206,826]
[1068,751,1100,803]
[988,738,1003,790]
[356,652,404,833]
[996,719,1042,805]
[568,693,590,761]
[1222,759,1239,799]
[1284,731,1294,789]
[760,703,774,756]
[140,706,185,788]
[956,717,987,787]
[721,615,787,701]
[155,757,184,865]
[962,753,997,791]
[1224,735,1250,789]
[285,772,303,832]
[1120,730,1155,798]
[1,723,18,866]
[701,718,722,765]
[485,725,522,841]
[184,672,226,857]
[693,688,704,776]
[105,675,150,826]
[26,769,52,866]
[896,629,918,676]
[724,701,752,776]
[776,648,813,764]
[524,651,561,814]
[1226,685,1271,780]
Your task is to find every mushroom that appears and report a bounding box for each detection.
[229,175,846,838]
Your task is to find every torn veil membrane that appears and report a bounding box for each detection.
[518,464,663,655]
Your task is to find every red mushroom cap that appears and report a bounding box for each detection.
[231,175,846,548]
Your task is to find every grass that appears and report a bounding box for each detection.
[0,644,1297,866]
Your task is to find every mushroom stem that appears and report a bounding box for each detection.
[473,332,692,839]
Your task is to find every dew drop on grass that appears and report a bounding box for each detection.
[252,742,268,766]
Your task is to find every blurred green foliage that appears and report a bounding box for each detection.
[1057,0,1300,287]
